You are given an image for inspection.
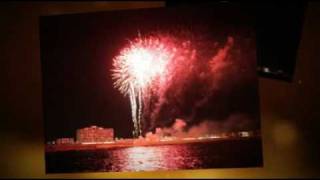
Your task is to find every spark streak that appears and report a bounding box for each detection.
[111,34,176,137]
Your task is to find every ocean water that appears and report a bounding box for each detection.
[45,138,262,173]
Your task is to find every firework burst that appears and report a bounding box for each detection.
[111,34,177,137]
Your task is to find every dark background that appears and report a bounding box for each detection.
[1,1,320,178]
[40,6,259,140]
[166,1,307,82]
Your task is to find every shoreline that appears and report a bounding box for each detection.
[45,136,261,153]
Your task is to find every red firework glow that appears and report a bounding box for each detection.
[111,32,236,138]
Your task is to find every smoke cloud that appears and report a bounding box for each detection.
[145,113,255,139]
[140,30,258,134]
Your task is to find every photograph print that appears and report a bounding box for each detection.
[40,5,263,173]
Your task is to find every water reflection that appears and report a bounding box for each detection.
[45,139,263,173]
[109,144,202,172]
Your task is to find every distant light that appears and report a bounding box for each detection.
[239,131,250,137]
[102,141,115,144]
[263,67,270,73]
[80,141,114,145]
[160,139,171,142]
[208,135,220,139]
[182,137,196,141]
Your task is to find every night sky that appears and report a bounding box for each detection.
[40,5,260,141]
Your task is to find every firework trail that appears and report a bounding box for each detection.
[111,34,176,137]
